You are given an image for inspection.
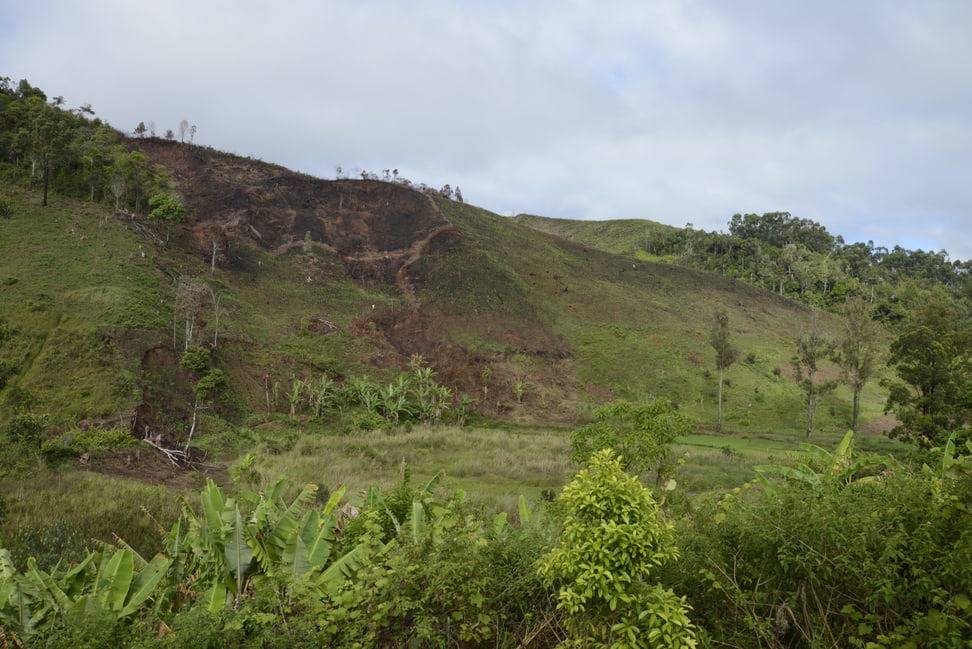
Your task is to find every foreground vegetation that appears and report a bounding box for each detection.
[2,429,971,648]
[2,76,972,646]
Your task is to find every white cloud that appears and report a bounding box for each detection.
[2,0,971,260]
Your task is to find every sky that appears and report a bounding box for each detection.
[3,0,971,261]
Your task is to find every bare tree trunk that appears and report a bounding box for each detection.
[717,366,724,433]
[185,312,194,350]
[265,375,272,417]
[210,289,222,349]
[806,393,816,438]
[184,399,198,456]
[42,157,50,206]
[851,384,861,433]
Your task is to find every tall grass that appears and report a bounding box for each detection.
[0,468,183,570]
[231,424,573,512]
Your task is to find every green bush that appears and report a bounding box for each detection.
[5,412,49,447]
[538,449,697,648]
[5,519,87,571]
[180,345,210,373]
[570,398,693,481]
[667,465,972,647]
[345,410,389,433]
[40,425,137,461]
[148,193,186,222]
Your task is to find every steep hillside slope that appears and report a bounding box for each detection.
[0,138,886,446]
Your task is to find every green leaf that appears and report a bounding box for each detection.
[119,554,172,617]
[410,500,426,544]
[97,549,135,612]
[322,485,346,516]
[201,578,227,615]
[223,505,253,594]
[518,494,532,525]
[301,512,336,570]
[316,542,369,595]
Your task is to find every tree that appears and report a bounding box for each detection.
[133,121,147,138]
[178,119,189,143]
[883,298,971,447]
[175,276,210,350]
[148,193,186,222]
[180,346,225,454]
[537,449,697,649]
[836,296,881,432]
[792,313,838,438]
[113,151,152,212]
[72,123,119,202]
[709,309,738,433]
[22,98,72,206]
[570,399,693,483]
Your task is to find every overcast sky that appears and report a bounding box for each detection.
[3,1,971,260]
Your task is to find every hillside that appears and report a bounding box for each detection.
[0,136,889,453]
[512,212,681,257]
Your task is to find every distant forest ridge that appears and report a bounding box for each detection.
[515,209,971,319]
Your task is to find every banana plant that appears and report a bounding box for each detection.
[0,546,171,638]
[172,479,373,612]
[1,478,375,637]
[940,432,972,480]
[755,430,894,494]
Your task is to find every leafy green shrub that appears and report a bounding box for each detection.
[0,196,11,219]
[5,520,87,570]
[180,345,210,373]
[345,410,389,433]
[320,484,553,648]
[148,193,186,222]
[538,449,697,648]
[40,425,137,461]
[668,459,972,647]
[5,412,49,447]
[194,368,226,400]
[570,399,693,482]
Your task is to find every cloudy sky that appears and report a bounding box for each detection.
[3,1,971,260]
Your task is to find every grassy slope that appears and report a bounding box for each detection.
[0,175,892,440]
[512,213,680,256]
[0,183,168,422]
[439,200,890,439]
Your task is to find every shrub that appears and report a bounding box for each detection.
[345,410,389,433]
[180,345,210,373]
[148,193,186,222]
[6,412,49,447]
[538,449,697,648]
[41,425,137,461]
[668,465,972,647]
[570,398,693,482]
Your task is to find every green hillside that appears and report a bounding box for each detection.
[0,167,883,441]
[512,212,680,257]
